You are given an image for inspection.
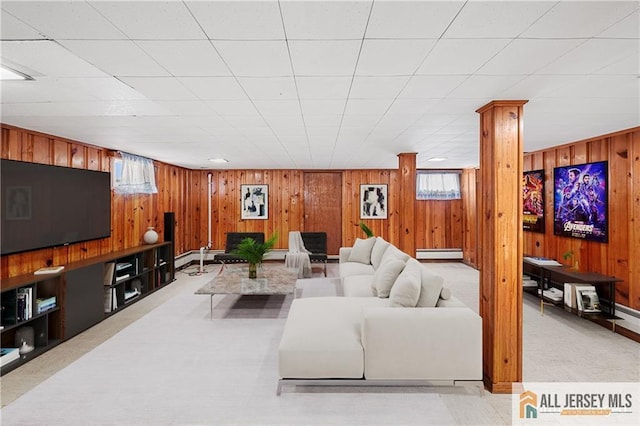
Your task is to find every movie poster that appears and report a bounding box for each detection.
[553,161,608,242]
[523,170,545,233]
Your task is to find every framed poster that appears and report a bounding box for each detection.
[553,161,607,242]
[523,170,545,233]
[241,184,268,219]
[5,186,32,220]
[360,184,387,219]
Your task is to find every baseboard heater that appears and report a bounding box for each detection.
[276,378,483,396]
[416,249,463,260]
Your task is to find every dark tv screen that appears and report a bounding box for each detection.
[1,159,111,255]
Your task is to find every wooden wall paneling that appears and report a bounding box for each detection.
[1,127,20,159]
[387,170,400,246]
[631,130,640,310]
[461,168,477,266]
[31,135,51,164]
[70,143,86,169]
[398,154,417,256]
[53,139,70,166]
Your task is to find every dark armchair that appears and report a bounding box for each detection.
[213,232,265,264]
[300,232,328,276]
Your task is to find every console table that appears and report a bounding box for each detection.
[522,259,622,330]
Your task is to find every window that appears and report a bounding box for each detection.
[112,152,158,195]
[416,171,461,200]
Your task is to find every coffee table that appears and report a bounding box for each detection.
[195,264,299,319]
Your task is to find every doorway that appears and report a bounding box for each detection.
[303,172,342,255]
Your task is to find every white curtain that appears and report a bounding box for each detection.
[416,171,461,200]
[114,152,158,195]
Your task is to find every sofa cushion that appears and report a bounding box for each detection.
[381,244,410,264]
[389,259,421,307]
[440,287,451,300]
[339,261,375,279]
[343,275,375,297]
[373,258,406,298]
[348,237,377,264]
[416,267,445,308]
[370,237,390,270]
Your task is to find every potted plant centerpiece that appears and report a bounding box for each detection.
[232,233,278,278]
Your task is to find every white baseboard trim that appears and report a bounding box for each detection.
[416,249,463,260]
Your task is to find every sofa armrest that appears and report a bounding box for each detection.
[361,307,482,381]
[339,247,352,263]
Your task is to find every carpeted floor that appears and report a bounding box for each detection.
[0,262,638,425]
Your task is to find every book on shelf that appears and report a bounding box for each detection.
[523,256,562,266]
[34,266,64,275]
[1,347,20,368]
[538,287,563,302]
[103,287,118,313]
[575,286,601,313]
[563,283,594,310]
[115,274,130,282]
[115,262,133,272]
[36,296,57,314]
[16,287,33,321]
[124,289,141,302]
[104,262,116,286]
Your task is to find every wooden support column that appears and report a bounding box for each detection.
[398,153,416,256]
[476,100,527,393]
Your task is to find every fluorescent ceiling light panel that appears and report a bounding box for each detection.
[427,157,448,162]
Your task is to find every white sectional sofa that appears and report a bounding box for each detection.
[277,237,483,395]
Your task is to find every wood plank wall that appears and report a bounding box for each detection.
[1,124,465,278]
[523,127,639,310]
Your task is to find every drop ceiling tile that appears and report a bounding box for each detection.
[137,41,230,77]
[300,99,347,116]
[253,100,302,116]
[57,77,148,101]
[548,75,639,99]
[521,1,639,38]
[417,39,511,75]
[539,39,639,75]
[303,115,343,127]
[214,41,291,77]
[386,98,439,115]
[186,1,284,40]
[356,39,436,76]
[1,11,47,40]
[1,1,125,39]
[155,101,218,116]
[1,77,98,103]
[118,77,197,101]
[444,1,555,38]
[448,75,523,98]
[295,76,352,99]
[340,115,384,127]
[595,54,640,75]
[281,1,370,39]
[177,77,248,100]
[598,9,640,38]
[222,115,267,127]
[2,40,107,78]
[349,76,410,99]
[289,40,361,76]
[263,115,305,130]
[433,98,488,114]
[59,40,170,77]
[367,1,463,38]
[1,100,170,116]
[90,1,204,40]
[500,75,580,99]
[344,99,393,115]
[400,75,468,98]
[237,77,298,100]
[478,39,583,75]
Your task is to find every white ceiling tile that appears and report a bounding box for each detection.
[367,1,463,38]
[340,115,384,127]
[281,1,371,39]
[137,41,230,77]
[500,75,581,99]
[186,1,284,40]
[477,39,583,75]
[350,76,410,99]
[400,75,468,98]
[1,100,170,117]
[539,39,639,75]
[1,11,47,40]
[547,75,639,99]
[417,39,511,75]
[253,100,301,116]
[118,77,197,101]
[206,100,260,116]
[1,1,125,39]
[598,9,640,38]
[237,77,298,100]
[344,99,393,115]
[289,40,361,76]
[222,114,267,127]
[59,40,170,77]
[386,99,440,115]
[356,39,436,76]
[300,99,347,116]
[444,1,555,38]
[595,54,640,75]
[448,75,523,98]
[0,77,98,103]
[90,1,204,40]
[214,41,291,77]
[2,40,107,78]
[177,77,248,100]
[303,115,343,127]
[57,77,148,101]
[155,101,218,116]
[264,114,305,129]
[295,76,352,99]
[521,2,640,38]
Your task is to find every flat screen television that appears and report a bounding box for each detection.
[1,159,111,255]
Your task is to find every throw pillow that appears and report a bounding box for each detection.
[440,287,451,300]
[370,237,390,270]
[416,267,445,308]
[372,259,406,298]
[348,237,376,265]
[380,244,410,265]
[389,259,421,307]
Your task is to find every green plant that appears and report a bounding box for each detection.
[232,233,278,265]
[359,221,374,238]
[562,250,574,262]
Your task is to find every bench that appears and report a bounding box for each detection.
[213,232,265,264]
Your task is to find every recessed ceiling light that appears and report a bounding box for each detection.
[427,157,447,162]
[1,65,33,81]
[208,158,228,163]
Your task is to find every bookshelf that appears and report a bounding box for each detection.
[0,242,175,375]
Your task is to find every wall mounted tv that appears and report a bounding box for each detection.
[1,159,111,255]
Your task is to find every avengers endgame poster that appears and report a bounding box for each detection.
[553,161,608,243]
[523,170,545,233]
